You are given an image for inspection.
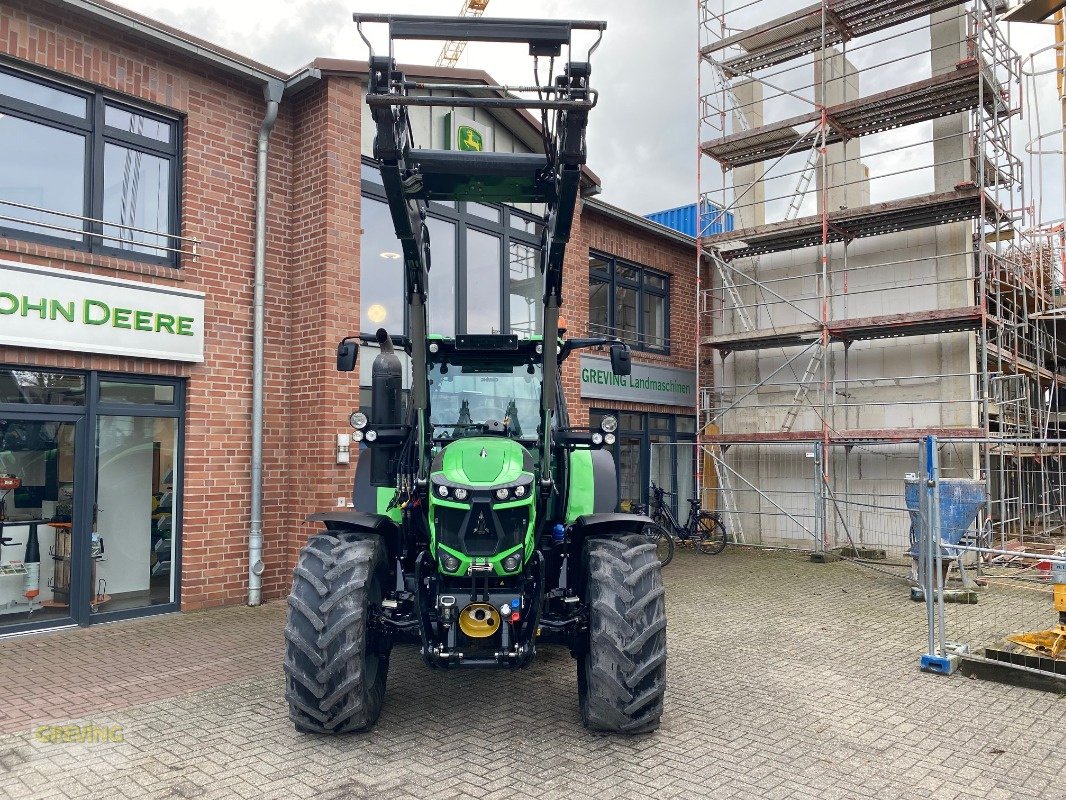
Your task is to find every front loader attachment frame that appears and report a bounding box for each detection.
[355,13,604,490]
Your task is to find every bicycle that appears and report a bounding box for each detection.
[636,482,727,566]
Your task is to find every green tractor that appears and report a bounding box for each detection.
[284,13,666,734]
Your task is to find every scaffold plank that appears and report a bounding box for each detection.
[702,427,984,444]
[986,342,1066,385]
[703,0,969,76]
[702,62,1001,168]
[702,307,986,351]
[704,188,996,261]
[830,306,986,341]
[702,322,821,351]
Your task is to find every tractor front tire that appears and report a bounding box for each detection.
[284,532,390,734]
[578,534,667,734]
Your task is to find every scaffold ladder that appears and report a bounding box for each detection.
[781,345,823,433]
[709,249,754,332]
[710,60,750,133]
[709,446,746,544]
[785,136,823,221]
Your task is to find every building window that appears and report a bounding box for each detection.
[361,164,543,337]
[588,254,669,352]
[0,64,181,264]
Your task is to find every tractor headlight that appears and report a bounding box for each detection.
[350,411,368,429]
[438,485,449,498]
[453,487,468,501]
[604,432,616,445]
[591,432,603,445]
[441,554,460,572]
[351,429,364,442]
[514,484,526,498]
[600,415,618,433]
[365,429,377,442]
[429,342,439,353]
[502,554,521,572]
[495,487,510,501]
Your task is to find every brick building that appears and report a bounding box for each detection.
[0,0,695,635]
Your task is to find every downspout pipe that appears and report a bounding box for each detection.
[249,78,284,607]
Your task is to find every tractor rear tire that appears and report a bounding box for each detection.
[284,532,390,734]
[578,534,667,734]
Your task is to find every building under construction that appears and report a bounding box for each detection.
[697,0,1066,556]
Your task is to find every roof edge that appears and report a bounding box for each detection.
[40,0,289,84]
[584,198,697,248]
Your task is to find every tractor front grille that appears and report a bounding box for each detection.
[433,502,528,557]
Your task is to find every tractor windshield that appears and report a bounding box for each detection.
[428,362,541,440]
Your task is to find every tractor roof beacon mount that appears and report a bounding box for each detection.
[354,13,605,489]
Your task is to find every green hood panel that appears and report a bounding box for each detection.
[435,437,532,485]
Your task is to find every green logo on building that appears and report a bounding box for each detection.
[458,125,484,152]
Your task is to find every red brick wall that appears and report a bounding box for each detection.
[281,77,364,595]
[0,0,299,610]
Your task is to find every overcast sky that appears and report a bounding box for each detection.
[116,1,1063,222]
[116,0,694,215]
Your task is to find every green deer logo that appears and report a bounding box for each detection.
[458,125,484,152]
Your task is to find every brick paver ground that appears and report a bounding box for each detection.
[1,548,1063,799]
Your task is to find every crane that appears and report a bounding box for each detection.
[436,0,490,67]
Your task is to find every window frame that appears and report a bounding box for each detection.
[588,252,670,354]
[0,61,183,267]
[361,160,543,337]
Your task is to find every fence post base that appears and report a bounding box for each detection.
[920,653,961,675]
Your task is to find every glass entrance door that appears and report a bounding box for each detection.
[0,416,81,632]
[92,414,178,614]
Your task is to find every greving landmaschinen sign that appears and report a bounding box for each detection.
[579,353,696,407]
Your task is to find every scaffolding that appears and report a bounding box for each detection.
[697,0,1066,553]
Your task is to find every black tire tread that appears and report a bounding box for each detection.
[580,534,667,734]
[284,533,389,734]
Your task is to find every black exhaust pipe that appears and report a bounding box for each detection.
[371,327,404,485]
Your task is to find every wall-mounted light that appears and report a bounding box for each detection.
[337,433,351,465]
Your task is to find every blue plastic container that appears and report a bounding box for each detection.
[904,478,986,559]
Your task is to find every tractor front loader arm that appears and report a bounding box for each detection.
[355,13,604,488]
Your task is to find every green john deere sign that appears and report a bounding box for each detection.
[0,260,205,362]
[447,112,490,153]
[457,125,484,151]
[579,354,696,407]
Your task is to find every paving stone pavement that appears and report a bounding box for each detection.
[1,548,1064,799]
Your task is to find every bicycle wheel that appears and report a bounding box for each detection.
[695,513,727,555]
[643,523,675,567]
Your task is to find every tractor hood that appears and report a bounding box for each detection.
[434,437,533,486]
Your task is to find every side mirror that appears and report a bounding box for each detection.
[610,343,631,376]
[337,337,360,372]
